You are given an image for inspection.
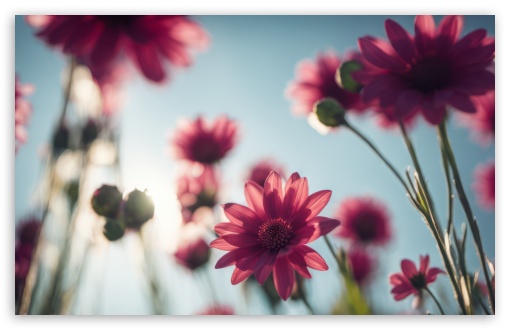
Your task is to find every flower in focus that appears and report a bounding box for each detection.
[176,165,219,224]
[246,158,286,188]
[389,255,445,301]
[15,75,34,153]
[354,15,495,125]
[211,171,340,300]
[286,51,367,118]
[457,91,495,146]
[346,248,376,286]
[472,160,495,211]
[334,196,392,246]
[198,305,235,315]
[174,238,211,270]
[28,15,209,83]
[15,218,42,303]
[170,115,238,165]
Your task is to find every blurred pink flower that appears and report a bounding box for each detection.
[15,75,34,153]
[458,91,495,146]
[174,237,211,270]
[334,196,392,246]
[286,51,367,117]
[211,171,340,300]
[473,160,495,211]
[390,255,445,301]
[198,305,235,315]
[346,247,376,286]
[247,158,286,187]
[176,165,219,224]
[28,15,209,83]
[354,15,495,125]
[171,115,238,165]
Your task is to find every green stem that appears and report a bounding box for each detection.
[296,279,316,315]
[438,121,495,313]
[424,287,446,315]
[345,122,416,202]
[323,235,342,272]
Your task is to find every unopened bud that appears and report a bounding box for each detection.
[313,98,346,128]
[123,189,155,229]
[91,185,122,218]
[336,60,363,93]
[81,119,99,147]
[103,219,125,241]
[52,123,70,155]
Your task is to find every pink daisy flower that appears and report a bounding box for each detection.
[211,171,340,300]
[15,75,34,153]
[246,158,286,188]
[170,115,238,165]
[174,238,211,271]
[198,305,235,315]
[286,51,368,117]
[390,255,445,301]
[354,15,495,125]
[457,90,495,146]
[334,196,392,246]
[28,15,209,83]
[346,247,376,286]
[176,165,219,224]
[473,160,495,211]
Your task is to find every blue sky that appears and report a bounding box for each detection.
[15,15,495,314]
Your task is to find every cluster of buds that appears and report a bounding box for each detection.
[91,184,155,241]
[51,118,100,157]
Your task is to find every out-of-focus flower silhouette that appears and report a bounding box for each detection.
[15,75,34,153]
[246,158,286,188]
[458,90,495,146]
[472,160,495,211]
[174,237,211,271]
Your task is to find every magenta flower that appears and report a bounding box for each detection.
[458,90,495,146]
[170,115,238,165]
[15,75,34,153]
[354,15,495,125]
[89,60,131,116]
[334,196,392,246]
[176,165,219,224]
[28,15,209,83]
[198,305,235,315]
[286,51,367,117]
[346,248,376,286]
[473,160,495,211]
[390,255,445,301]
[211,171,340,300]
[247,158,286,188]
[174,238,211,271]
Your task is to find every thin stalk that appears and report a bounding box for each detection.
[58,57,77,125]
[344,121,416,203]
[296,279,316,315]
[424,287,446,315]
[323,235,342,272]
[439,142,455,236]
[438,121,495,313]
[399,121,443,237]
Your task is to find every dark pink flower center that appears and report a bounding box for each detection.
[409,273,427,290]
[406,57,450,93]
[99,15,142,28]
[258,218,293,251]
[190,137,223,164]
[353,215,378,242]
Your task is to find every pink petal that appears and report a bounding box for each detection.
[231,267,255,285]
[421,101,446,125]
[291,217,340,245]
[214,222,249,236]
[414,15,436,56]
[358,37,406,72]
[131,43,166,83]
[436,15,463,52]
[294,245,328,271]
[253,251,278,284]
[263,172,284,219]
[210,237,236,251]
[292,190,332,227]
[385,19,416,62]
[281,177,308,220]
[448,93,477,113]
[451,70,495,95]
[214,246,259,269]
[221,234,260,248]
[287,250,312,279]
[426,267,445,283]
[244,181,267,220]
[62,19,102,55]
[395,90,424,119]
[222,203,263,232]
[391,283,414,294]
[419,255,430,274]
[401,259,418,278]
[393,290,413,301]
[285,172,301,194]
[449,29,487,58]
[90,25,122,70]
[390,273,409,286]
[273,257,295,301]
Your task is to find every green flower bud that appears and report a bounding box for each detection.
[52,123,70,156]
[123,189,155,229]
[91,185,122,218]
[335,60,363,93]
[103,218,125,241]
[313,98,346,128]
[81,119,99,148]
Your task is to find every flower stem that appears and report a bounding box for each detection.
[323,235,342,272]
[437,121,495,313]
[296,278,316,315]
[424,287,446,315]
[58,57,77,125]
